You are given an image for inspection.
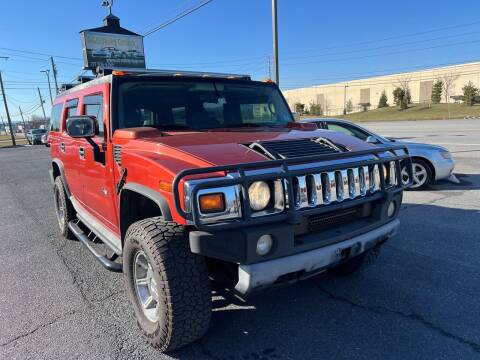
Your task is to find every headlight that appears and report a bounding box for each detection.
[248,181,271,211]
[441,151,452,160]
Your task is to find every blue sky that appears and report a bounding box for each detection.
[2,0,480,121]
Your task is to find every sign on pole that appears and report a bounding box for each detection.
[81,31,145,70]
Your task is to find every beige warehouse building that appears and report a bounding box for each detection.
[282,61,480,116]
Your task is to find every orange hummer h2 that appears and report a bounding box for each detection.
[49,68,412,352]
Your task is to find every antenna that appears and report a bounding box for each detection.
[101,0,113,15]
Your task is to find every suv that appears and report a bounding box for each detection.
[49,69,412,352]
[27,128,48,145]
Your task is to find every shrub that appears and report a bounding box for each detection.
[378,90,388,108]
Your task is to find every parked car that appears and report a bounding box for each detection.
[26,128,48,145]
[301,118,456,190]
[41,131,50,147]
[49,69,411,352]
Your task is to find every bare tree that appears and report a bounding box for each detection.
[438,73,459,119]
[393,76,412,108]
[439,73,459,103]
[395,75,411,94]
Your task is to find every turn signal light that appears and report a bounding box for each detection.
[199,193,225,213]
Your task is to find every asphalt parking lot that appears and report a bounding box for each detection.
[0,119,479,360]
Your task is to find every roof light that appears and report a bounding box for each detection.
[112,70,126,76]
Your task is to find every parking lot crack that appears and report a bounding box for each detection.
[0,309,79,348]
[315,285,480,354]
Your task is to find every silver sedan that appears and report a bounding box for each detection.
[301,118,456,190]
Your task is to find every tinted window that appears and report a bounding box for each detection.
[117,80,293,130]
[50,104,63,132]
[66,99,78,118]
[84,94,104,137]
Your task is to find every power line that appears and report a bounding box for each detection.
[283,19,480,57]
[143,0,215,37]
[281,38,480,67]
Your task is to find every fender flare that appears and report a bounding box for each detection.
[121,182,173,221]
[51,158,71,198]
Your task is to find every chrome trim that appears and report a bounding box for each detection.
[349,168,361,199]
[313,174,323,206]
[196,186,242,224]
[371,164,381,192]
[326,171,337,203]
[296,176,309,209]
[359,166,368,196]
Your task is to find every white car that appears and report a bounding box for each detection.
[301,118,456,190]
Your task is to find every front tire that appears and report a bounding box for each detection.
[123,217,211,352]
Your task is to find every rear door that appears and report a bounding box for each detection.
[61,99,84,200]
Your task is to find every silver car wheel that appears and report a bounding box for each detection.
[409,162,428,188]
[134,251,160,322]
[54,186,65,227]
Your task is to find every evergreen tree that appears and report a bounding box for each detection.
[431,80,443,104]
[462,81,478,106]
[393,87,408,109]
[378,90,388,108]
[309,102,323,116]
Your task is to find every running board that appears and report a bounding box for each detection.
[68,221,123,273]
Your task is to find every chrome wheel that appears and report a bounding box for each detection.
[54,186,65,228]
[134,251,160,322]
[408,162,428,189]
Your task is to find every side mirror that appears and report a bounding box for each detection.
[66,116,97,138]
[366,135,379,144]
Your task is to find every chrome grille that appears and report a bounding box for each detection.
[290,164,383,209]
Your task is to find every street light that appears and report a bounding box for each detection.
[40,70,53,104]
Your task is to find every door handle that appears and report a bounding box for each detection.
[79,147,85,159]
[60,142,65,153]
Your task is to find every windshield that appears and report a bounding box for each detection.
[117,80,293,130]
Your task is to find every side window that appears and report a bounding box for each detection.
[65,98,79,120]
[50,104,63,132]
[327,123,369,141]
[83,94,104,137]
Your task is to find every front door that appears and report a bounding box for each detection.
[77,87,119,234]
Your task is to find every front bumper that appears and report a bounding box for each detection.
[434,156,455,181]
[235,219,399,295]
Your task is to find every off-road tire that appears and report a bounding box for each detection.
[331,247,380,276]
[53,177,76,240]
[123,217,211,352]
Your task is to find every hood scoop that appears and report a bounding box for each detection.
[245,137,340,160]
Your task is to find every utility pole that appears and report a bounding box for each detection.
[41,70,53,104]
[50,57,59,94]
[0,116,6,136]
[37,88,47,122]
[18,106,27,139]
[267,56,272,79]
[0,71,16,146]
[272,0,279,86]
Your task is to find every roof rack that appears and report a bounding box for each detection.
[97,67,251,80]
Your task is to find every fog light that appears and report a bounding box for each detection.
[387,201,396,218]
[256,234,273,256]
